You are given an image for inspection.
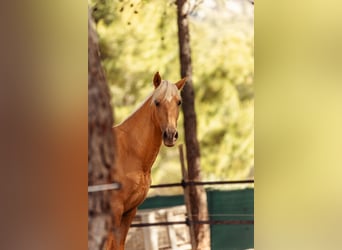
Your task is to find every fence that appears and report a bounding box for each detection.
[126,145,254,250]
[88,144,254,250]
[126,205,191,250]
[127,188,254,250]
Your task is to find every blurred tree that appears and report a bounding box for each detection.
[88,14,117,250]
[176,0,210,248]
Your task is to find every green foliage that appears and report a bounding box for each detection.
[190,4,254,180]
[90,0,254,189]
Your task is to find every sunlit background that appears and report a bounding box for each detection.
[89,0,254,195]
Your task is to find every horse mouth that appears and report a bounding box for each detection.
[163,140,176,147]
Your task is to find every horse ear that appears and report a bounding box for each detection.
[175,77,187,90]
[153,72,161,88]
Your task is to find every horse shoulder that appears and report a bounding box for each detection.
[123,171,151,209]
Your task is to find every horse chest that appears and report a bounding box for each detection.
[124,171,151,209]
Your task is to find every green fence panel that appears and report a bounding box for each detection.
[138,188,254,250]
[139,194,184,209]
[207,188,254,250]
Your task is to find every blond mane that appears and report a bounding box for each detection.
[151,80,180,103]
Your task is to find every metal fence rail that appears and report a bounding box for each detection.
[88,182,121,193]
[131,219,254,227]
[150,179,254,189]
[88,179,254,192]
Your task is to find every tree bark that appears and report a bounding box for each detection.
[88,13,116,250]
[176,1,211,249]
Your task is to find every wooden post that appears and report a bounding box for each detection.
[179,144,197,249]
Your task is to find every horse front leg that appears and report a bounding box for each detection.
[105,233,116,250]
[119,208,138,249]
[106,201,124,250]
[106,221,122,250]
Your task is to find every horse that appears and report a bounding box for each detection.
[106,72,186,250]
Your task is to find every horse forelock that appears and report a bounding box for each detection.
[151,80,179,103]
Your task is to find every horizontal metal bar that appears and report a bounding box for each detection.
[131,221,186,227]
[150,182,184,188]
[130,220,254,227]
[88,183,121,193]
[88,179,254,192]
[150,179,254,189]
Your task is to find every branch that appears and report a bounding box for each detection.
[186,0,204,15]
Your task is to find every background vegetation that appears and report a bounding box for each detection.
[89,0,254,193]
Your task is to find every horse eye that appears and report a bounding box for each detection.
[177,100,182,106]
[154,100,160,107]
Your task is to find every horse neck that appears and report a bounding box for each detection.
[120,96,162,172]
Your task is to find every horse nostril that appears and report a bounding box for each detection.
[174,131,178,139]
[163,131,167,139]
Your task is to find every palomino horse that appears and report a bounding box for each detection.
[107,72,186,250]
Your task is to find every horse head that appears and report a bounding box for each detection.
[151,72,186,147]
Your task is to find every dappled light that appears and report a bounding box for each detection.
[90,0,254,188]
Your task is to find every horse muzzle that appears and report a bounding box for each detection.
[162,129,178,147]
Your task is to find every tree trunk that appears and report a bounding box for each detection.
[176,1,211,249]
[88,13,116,250]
